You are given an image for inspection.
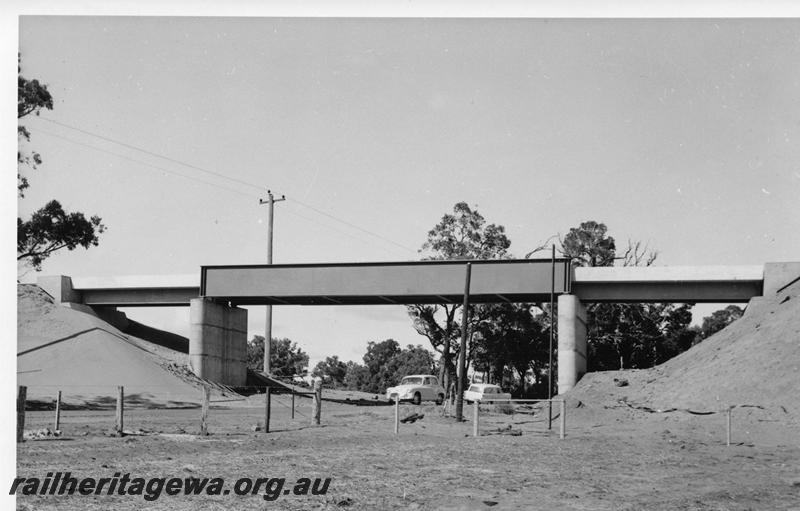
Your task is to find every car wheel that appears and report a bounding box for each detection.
[412,392,421,405]
[435,393,444,405]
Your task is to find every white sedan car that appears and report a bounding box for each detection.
[386,375,446,405]
[463,383,511,404]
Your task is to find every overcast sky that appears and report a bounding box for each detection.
[12,14,800,368]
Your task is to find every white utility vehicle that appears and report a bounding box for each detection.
[386,375,446,405]
[463,383,511,404]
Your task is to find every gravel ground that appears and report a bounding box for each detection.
[15,399,800,510]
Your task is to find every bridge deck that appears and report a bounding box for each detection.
[200,259,570,306]
[60,262,765,307]
[572,265,763,303]
[71,274,199,307]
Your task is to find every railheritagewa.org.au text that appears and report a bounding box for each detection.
[10,472,331,501]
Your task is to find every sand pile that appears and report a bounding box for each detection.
[17,284,213,408]
[567,280,800,418]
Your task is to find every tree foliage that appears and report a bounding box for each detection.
[357,339,436,394]
[312,355,349,387]
[342,361,371,391]
[561,221,616,267]
[317,341,437,394]
[472,303,549,394]
[247,336,309,377]
[407,202,511,390]
[557,220,698,371]
[419,202,511,260]
[698,305,744,341]
[17,57,105,272]
[18,56,53,197]
[587,302,696,370]
[17,200,105,271]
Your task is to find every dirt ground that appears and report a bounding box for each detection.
[15,282,800,509]
[15,396,800,511]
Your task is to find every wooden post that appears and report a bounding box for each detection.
[394,394,400,435]
[291,387,295,419]
[312,380,322,425]
[559,400,566,439]
[200,386,210,436]
[54,390,62,431]
[115,386,124,436]
[264,386,271,433]
[726,406,732,446]
[473,400,479,437]
[17,386,27,443]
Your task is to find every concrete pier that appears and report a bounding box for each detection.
[189,298,248,387]
[557,294,587,394]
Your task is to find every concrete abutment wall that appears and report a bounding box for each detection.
[189,298,248,387]
[763,262,800,295]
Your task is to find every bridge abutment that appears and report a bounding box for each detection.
[37,275,81,303]
[557,294,587,394]
[189,298,248,387]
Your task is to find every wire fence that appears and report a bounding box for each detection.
[433,397,566,439]
[16,384,322,442]
[17,385,780,447]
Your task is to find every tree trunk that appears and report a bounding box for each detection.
[441,342,450,390]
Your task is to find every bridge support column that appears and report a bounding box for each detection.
[557,294,587,395]
[189,298,247,387]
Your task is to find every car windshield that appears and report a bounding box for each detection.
[401,377,423,385]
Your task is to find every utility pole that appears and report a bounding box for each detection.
[259,189,285,374]
[548,244,555,429]
[455,262,472,421]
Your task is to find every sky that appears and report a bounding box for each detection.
[9,13,800,371]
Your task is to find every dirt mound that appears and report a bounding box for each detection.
[567,281,800,420]
[17,284,217,408]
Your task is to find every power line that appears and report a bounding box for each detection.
[282,206,408,257]
[288,196,417,254]
[36,117,418,255]
[36,128,262,200]
[39,117,263,191]
[35,127,411,256]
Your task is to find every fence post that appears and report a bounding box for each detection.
[264,386,271,433]
[726,406,732,446]
[291,386,295,419]
[54,390,62,431]
[559,400,565,439]
[473,400,479,437]
[312,380,322,425]
[115,386,124,436]
[394,394,400,435]
[200,386,210,436]
[17,386,27,443]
